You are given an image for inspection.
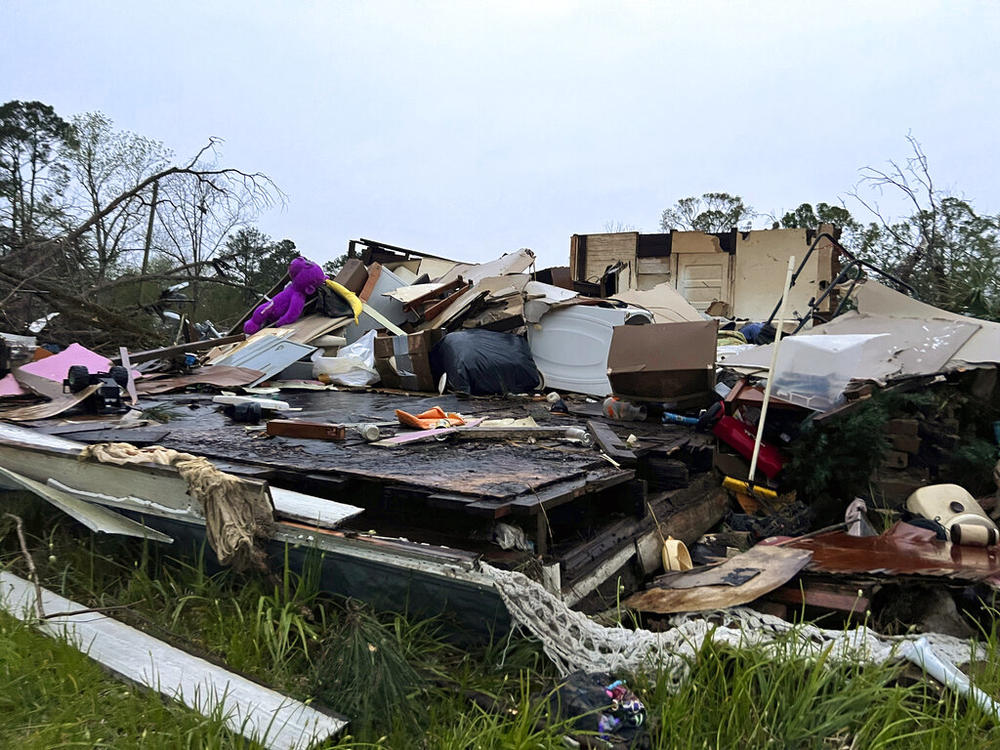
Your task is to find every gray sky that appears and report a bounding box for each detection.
[4,0,999,268]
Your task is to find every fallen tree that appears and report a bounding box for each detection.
[0,136,280,350]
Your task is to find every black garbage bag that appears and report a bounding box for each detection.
[315,282,353,319]
[430,329,540,396]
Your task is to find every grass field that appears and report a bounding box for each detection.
[3,492,1000,749]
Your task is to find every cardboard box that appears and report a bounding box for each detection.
[374,329,446,392]
[607,320,717,405]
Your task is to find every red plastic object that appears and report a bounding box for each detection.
[712,415,785,479]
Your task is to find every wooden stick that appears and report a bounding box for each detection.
[3,513,43,619]
[749,256,795,483]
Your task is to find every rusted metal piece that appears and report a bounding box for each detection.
[778,522,1000,586]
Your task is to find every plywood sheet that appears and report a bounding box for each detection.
[0,384,100,421]
[135,366,265,394]
[624,546,812,614]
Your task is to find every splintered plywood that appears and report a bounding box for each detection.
[624,546,812,614]
[0,572,347,749]
[159,423,596,497]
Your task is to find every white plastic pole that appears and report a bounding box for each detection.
[749,256,795,483]
[901,637,1000,721]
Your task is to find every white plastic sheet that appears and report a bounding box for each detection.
[311,329,380,387]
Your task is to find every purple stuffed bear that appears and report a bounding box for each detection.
[244,257,327,335]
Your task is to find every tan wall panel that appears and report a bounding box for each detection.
[732,228,834,321]
[672,232,724,254]
[580,232,639,281]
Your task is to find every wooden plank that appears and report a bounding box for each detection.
[269,486,363,530]
[211,461,275,478]
[767,579,874,614]
[506,469,636,514]
[453,426,592,444]
[462,498,513,519]
[634,481,734,574]
[587,420,636,466]
[424,289,488,330]
[113,334,246,365]
[419,284,472,321]
[426,493,478,510]
[266,419,346,441]
[399,277,467,311]
[277,472,352,497]
[563,544,636,606]
[0,572,347,749]
[60,427,172,446]
[371,418,486,446]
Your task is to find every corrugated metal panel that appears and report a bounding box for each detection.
[0,465,174,543]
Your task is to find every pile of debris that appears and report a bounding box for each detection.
[3,232,1000,650]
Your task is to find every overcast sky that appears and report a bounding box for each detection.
[4,1,999,268]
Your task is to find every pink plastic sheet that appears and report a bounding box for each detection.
[0,373,27,398]
[16,343,140,384]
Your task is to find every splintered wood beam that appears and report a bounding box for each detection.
[587,420,637,466]
[113,334,246,364]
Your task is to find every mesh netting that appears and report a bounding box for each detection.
[480,563,978,685]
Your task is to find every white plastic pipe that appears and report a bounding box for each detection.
[901,637,1000,721]
[749,255,796,483]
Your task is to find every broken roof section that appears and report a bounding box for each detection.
[720,281,1000,409]
[854,280,1000,367]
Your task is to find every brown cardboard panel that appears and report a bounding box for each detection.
[374,329,446,391]
[607,320,717,402]
[333,258,369,294]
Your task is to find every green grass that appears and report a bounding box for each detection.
[3,492,1000,748]
[643,635,1000,749]
[0,610,254,749]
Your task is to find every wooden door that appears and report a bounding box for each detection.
[674,253,730,312]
